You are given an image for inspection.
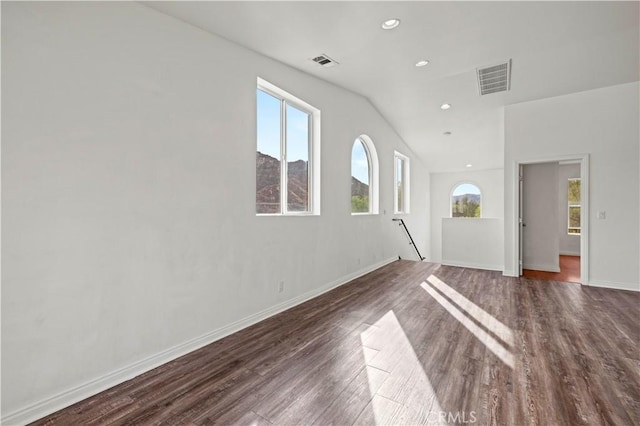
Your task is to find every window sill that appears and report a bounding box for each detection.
[256,213,319,217]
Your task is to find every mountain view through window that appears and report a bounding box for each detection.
[256,88,311,214]
[451,183,481,217]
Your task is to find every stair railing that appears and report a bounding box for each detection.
[392,218,425,261]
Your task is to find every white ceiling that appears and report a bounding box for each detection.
[146,1,639,173]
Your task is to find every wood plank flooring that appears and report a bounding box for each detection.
[33,260,639,425]
[523,255,581,283]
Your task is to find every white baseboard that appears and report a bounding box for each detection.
[502,269,518,277]
[441,260,503,272]
[587,279,640,292]
[1,257,397,426]
[522,263,561,273]
[559,251,580,256]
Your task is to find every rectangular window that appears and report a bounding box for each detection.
[568,178,581,235]
[394,151,410,214]
[256,78,320,215]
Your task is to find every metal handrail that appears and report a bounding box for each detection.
[392,218,425,261]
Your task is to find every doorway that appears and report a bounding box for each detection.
[515,155,589,284]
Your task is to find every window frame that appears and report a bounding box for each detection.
[567,178,581,235]
[256,78,321,216]
[393,151,410,214]
[450,182,483,218]
[351,135,379,215]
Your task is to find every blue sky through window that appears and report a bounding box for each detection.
[286,104,309,163]
[257,89,309,162]
[452,183,481,196]
[257,89,280,158]
[351,140,369,184]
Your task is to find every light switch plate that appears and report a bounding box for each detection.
[596,211,606,220]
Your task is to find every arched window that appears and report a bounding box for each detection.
[451,183,482,217]
[351,136,379,214]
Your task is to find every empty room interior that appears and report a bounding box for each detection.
[2,2,639,425]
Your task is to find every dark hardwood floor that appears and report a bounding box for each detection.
[33,260,639,425]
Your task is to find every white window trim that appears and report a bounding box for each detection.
[257,77,321,216]
[393,151,410,214]
[351,135,379,215]
[568,178,581,235]
[450,182,483,218]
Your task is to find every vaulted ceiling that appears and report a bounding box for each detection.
[146,1,639,173]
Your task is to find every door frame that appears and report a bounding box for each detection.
[511,154,590,284]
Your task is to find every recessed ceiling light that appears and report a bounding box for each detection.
[443,131,452,135]
[440,103,451,110]
[381,19,401,30]
[415,60,430,67]
[466,164,473,168]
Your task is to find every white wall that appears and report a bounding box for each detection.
[1,2,430,422]
[522,163,560,272]
[558,163,581,256]
[504,82,640,291]
[442,218,503,270]
[430,169,504,263]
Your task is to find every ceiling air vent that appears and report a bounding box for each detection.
[311,54,339,68]
[476,59,512,95]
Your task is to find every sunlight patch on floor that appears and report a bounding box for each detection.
[360,310,443,424]
[421,281,514,369]
[426,274,514,346]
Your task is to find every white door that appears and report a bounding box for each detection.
[522,163,561,273]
